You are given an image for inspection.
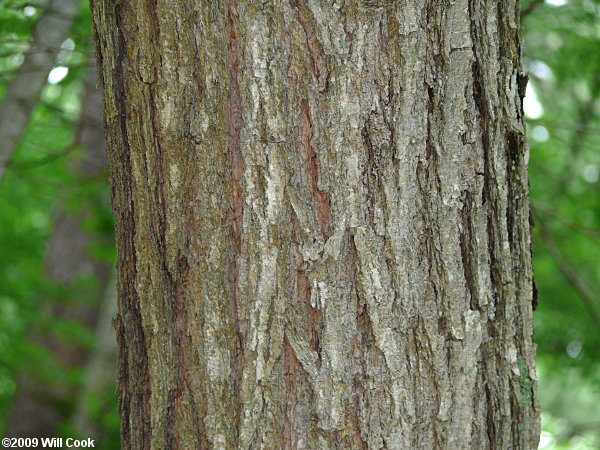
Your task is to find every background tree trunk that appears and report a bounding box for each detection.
[72,270,118,441]
[4,67,111,439]
[91,1,539,448]
[0,0,81,179]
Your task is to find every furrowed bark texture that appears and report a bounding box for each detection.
[91,1,539,448]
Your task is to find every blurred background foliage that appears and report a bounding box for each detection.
[0,0,118,447]
[0,0,597,448]
[523,0,600,448]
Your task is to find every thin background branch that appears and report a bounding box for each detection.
[535,212,600,334]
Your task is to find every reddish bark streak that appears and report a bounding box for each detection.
[281,214,322,446]
[226,0,244,433]
[281,335,299,449]
[295,0,329,92]
[299,99,330,239]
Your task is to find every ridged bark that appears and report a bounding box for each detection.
[91,1,539,448]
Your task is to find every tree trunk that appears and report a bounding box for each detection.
[91,1,539,448]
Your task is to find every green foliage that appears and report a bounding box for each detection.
[0,0,118,444]
[523,0,600,447]
[0,0,597,448]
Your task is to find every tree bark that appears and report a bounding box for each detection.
[0,0,81,179]
[4,67,111,439]
[91,1,539,448]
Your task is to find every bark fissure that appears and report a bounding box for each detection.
[112,4,152,448]
[226,0,245,434]
[460,190,479,311]
[299,98,331,240]
[294,0,330,93]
